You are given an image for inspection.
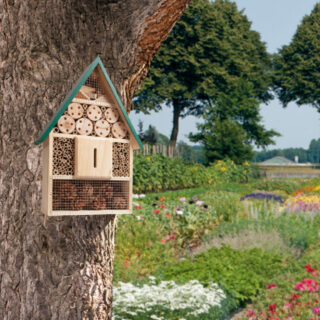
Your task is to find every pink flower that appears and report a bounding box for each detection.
[268,304,276,315]
[179,197,186,203]
[161,238,166,244]
[165,213,170,218]
[294,282,306,291]
[168,234,177,240]
[267,283,277,289]
[135,205,142,209]
[159,204,165,208]
[305,264,315,273]
[247,309,255,316]
[159,197,165,202]
[154,209,160,214]
[313,307,320,315]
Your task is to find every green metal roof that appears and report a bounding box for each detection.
[34,56,143,149]
[261,156,294,164]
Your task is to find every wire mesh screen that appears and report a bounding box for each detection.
[113,142,130,177]
[84,69,104,96]
[52,180,129,211]
[53,137,74,175]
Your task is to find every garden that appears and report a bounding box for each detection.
[113,155,320,320]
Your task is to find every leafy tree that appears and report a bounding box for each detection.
[134,0,273,149]
[177,141,197,162]
[190,83,279,164]
[139,123,169,145]
[192,117,253,164]
[273,3,320,107]
[142,125,159,145]
[308,138,320,163]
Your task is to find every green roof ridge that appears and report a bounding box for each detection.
[34,56,143,149]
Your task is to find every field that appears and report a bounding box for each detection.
[113,158,320,320]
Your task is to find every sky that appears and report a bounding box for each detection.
[129,0,320,150]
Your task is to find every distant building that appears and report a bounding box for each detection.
[254,156,320,178]
[261,156,295,165]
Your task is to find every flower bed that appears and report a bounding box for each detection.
[241,248,320,320]
[113,278,232,320]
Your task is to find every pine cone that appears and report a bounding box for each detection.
[71,199,87,210]
[54,181,77,200]
[78,183,94,201]
[112,196,127,210]
[91,195,107,210]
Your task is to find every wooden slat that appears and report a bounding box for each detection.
[49,209,131,216]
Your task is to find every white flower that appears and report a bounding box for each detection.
[139,194,146,198]
[113,279,226,318]
[176,210,184,215]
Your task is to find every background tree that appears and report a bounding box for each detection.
[134,0,273,149]
[273,3,320,107]
[190,82,279,164]
[177,141,198,162]
[252,138,320,163]
[0,1,190,319]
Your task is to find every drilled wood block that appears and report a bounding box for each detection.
[52,137,75,175]
[112,142,130,177]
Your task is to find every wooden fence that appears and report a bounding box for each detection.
[134,144,181,158]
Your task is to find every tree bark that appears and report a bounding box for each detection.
[0,0,190,319]
[169,99,181,152]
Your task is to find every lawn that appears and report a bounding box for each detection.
[113,162,320,320]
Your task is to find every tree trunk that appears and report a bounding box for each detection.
[0,1,190,319]
[169,99,181,153]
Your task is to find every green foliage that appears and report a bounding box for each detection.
[213,213,320,254]
[133,154,252,193]
[115,189,246,282]
[134,0,273,146]
[273,3,320,107]
[177,141,198,162]
[251,179,300,195]
[159,245,283,306]
[190,85,279,164]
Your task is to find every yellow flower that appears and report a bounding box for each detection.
[146,157,150,161]
[221,167,226,172]
[313,185,320,191]
[244,161,249,166]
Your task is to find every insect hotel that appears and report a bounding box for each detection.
[35,57,143,216]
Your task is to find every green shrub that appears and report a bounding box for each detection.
[133,155,252,193]
[251,179,300,195]
[158,245,283,306]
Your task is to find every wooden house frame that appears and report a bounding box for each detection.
[35,57,143,216]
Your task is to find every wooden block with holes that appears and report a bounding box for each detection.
[35,57,143,216]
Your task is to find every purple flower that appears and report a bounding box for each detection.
[240,192,283,204]
[192,196,198,201]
